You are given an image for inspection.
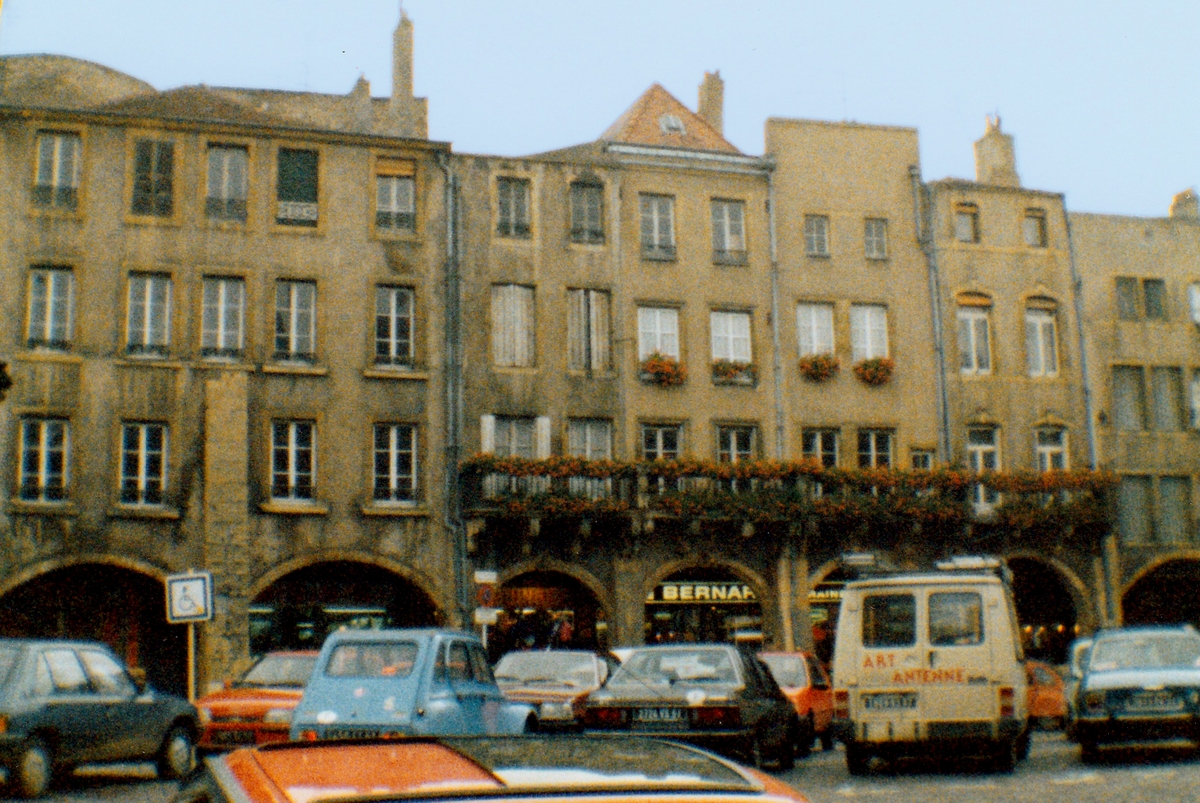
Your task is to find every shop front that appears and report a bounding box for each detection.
[645,571,762,647]
[491,570,607,661]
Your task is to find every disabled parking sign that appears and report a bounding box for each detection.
[165,571,213,623]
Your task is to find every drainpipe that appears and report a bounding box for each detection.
[767,162,784,460]
[436,152,469,626]
[1063,204,1114,625]
[909,166,952,463]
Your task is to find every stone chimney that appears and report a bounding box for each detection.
[389,5,428,138]
[698,71,724,136]
[974,115,1020,187]
[1169,188,1199,220]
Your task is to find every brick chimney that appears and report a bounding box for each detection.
[390,5,429,138]
[698,71,724,136]
[1170,188,1199,220]
[974,115,1020,187]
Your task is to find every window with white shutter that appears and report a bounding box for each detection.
[710,311,752,363]
[567,289,611,371]
[491,285,536,367]
[850,304,888,361]
[796,303,834,356]
[637,307,679,360]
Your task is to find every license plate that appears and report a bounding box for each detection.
[1125,691,1183,713]
[632,707,685,723]
[211,730,256,745]
[862,692,918,711]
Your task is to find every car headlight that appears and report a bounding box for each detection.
[1083,690,1106,714]
[198,707,212,725]
[539,702,575,720]
[263,708,294,724]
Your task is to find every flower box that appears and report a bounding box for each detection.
[798,353,839,383]
[711,360,756,386]
[853,356,894,386]
[639,353,686,386]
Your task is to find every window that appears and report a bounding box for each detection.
[849,304,888,361]
[126,273,172,357]
[276,148,318,227]
[1036,429,1067,471]
[1117,277,1168,321]
[929,592,983,646]
[966,427,1000,509]
[1025,307,1058,377]
[642,424,681,460]
[567,289,610,371]
[795,303,834,356]
[18,418,68,502]
[375,286,414,367]
[957,304,991,374]
[27,267,73,350]
[1118,475,1193,546]
[910,450,934,471]
[862,594,915,648]
[78,650,136,697]
[637,307,679,360]
[570,181,604,244]
[274,280,316,362]
[1189,283,1200,325]
[34,131,81,210]
[119,422,167,505]
[496,177,531,238]
[954,203,979,243]
[717,425,756,491]
[710,311,752,363]
[376,158,416,232]
[131,138,174,217]
[1023,209,1047,247]
[804,215,829,256]
[1151,367,1184,431]
[857,430,892,468]
[491,284,535,368]
[1158,477,1192,545]
[490,416,536,458]
[711,200,746,263]
[271,420,315,500]
[1144,279,1167,320]
[206,144,248,222]
[201,277,245,359]
[568,419,612,460]
[864,218,887,259]
[640,194,675,259]
[802,429,838,468]
[1191,371,1200,429]
[373,423,416,504]
[1112,366,1147,431]
[1117,476,1152,545]
[1115,277,1140,321]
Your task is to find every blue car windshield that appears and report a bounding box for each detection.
[325,642,418,678]
[1089,634,1200,672]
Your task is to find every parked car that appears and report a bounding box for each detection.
[1025,659,1067,729]
[195,650,318,751]
[758,651,833,754]
[493,650,619,730]
[172,735,813,803]
[288,628,535,741]
[1063,636,1092,740]
[1073,624,1200,762]
[0,638,199,798]
[582,643,800,770]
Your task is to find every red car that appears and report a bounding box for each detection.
[196,650,318,751]
[759,651,834,755]
[1025,659,1067,729]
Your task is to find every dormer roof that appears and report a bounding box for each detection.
[600,83,740,154]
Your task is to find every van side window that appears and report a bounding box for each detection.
[929,592,984,646]
[862,593,916,647]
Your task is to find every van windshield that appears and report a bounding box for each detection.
[862,594,915,647]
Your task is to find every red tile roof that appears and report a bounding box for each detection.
[600,83,739,154]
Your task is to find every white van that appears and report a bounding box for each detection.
[830,557,1029,774]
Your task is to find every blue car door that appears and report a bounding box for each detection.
[446,640,486,734]
[467,641,508,733]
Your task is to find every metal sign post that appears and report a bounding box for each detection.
[165,570,213,702]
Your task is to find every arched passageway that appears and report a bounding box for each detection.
[0,564,186,695]
[645,567,762,648]
[809,566,856,670]
[1123,559,1200,629]
[250,561,440,655]
[492,570,606,662]
[1008,557,1078,664]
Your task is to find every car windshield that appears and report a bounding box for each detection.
[759,654,806,688]
[1088,634,1200,672]
[493,652,597,687]
[325,642,419,678]
[237,653,317,688]
[0,646,19,689]
[611,648,737,685]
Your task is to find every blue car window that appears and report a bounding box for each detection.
[326,642,418,678]
[447,642,472,682]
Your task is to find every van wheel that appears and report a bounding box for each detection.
[845,743,870,776]
[13,738,53,799]
[1017,728,1031,760]
[992,738,1018,773]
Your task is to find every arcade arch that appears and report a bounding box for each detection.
[644,560,768,648]
[1007,556,1084,664]
[1122,556,1200,629]
[493,568,608,660]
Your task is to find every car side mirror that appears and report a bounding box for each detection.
[128,667,148,693]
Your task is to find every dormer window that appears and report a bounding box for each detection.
[659,114,686,135]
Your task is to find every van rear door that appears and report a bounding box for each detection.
[856,591,924,741]
[918,585,996,728]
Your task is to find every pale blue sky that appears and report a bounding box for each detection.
[1,1,1195,217]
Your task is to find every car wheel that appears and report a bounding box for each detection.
[156,725,195,780]
[523,715,539,734]
[820,729,835,751]
[775,726,795,772]
[795,715,813,759]
[1017,728,1031,761]
[13,738,52,799]
[747,732,766,769]
[845,742,870,776]
[992,738,1018,773]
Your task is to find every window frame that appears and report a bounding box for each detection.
[637,306,680,361]
[1112,365,1148,431]
[711,199,747,264]
[32,129,83,213]
[26,266,74,351]
[273,279,317,364]
[201,275,246,360]
[1022,208,1048,248]
[1035,428,1067,472]
[17,417,69,503]
[1024,306,1058,378]
[374,155,418,237]
[496,176,532,239]
[857,429,893,469]
[710,310,753,364]
[966,426,1001,509]
[796,302,835,356]
[641,423,682,461]
[957,304,992,375]
[125,272,173,358]
[118,421,168,507]
[374,285,416,369]
[205,141,250,225]
[490,284,536,368]
[566,288,611,372]
[1150,366,1185,432]
[372,422,418,505]
[863,217,888,260]
[802,428,839,468]
[274,146,321,230]
[849,304,889,362]
[270,419,316,502]
[954,203,980,243]
[569,181,604,245]
[126,134,178,224]
[803,214,830,257]
[639,194,676,260]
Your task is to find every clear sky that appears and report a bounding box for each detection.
[1,0,1195,217]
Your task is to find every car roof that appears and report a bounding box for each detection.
[212,736,764,801]
[845,572,1001,588]
[0,638,111,650]
[322,627,476,643]
[1091,625,1199,641]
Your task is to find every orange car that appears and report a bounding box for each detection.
[1025,659,1067,729]
[172,736,812,803]
[759,652,833,755]
[196,650,318,751]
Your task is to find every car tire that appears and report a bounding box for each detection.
[523,715,539,734]
[1017,728,1031,761]
[747,732,766,769]
[845,742,870,776]
[775,727,795,772]
[13,738,52,799]
[156,725,195,780]
[795,716,813,759]
[992,738,1018,773]
[820,730,835,751]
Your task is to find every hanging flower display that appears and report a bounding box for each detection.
[711,359,757,385]
[797,353,840,383]
[853,356,894,386]
[639,352,687,386]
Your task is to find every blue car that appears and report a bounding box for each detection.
[1074,624,1200,762]
[289,629,536,741]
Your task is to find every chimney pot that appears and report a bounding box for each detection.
[698,71,724,136]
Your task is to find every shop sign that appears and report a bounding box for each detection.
[646,583,757,603]
[808,586,843,603]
